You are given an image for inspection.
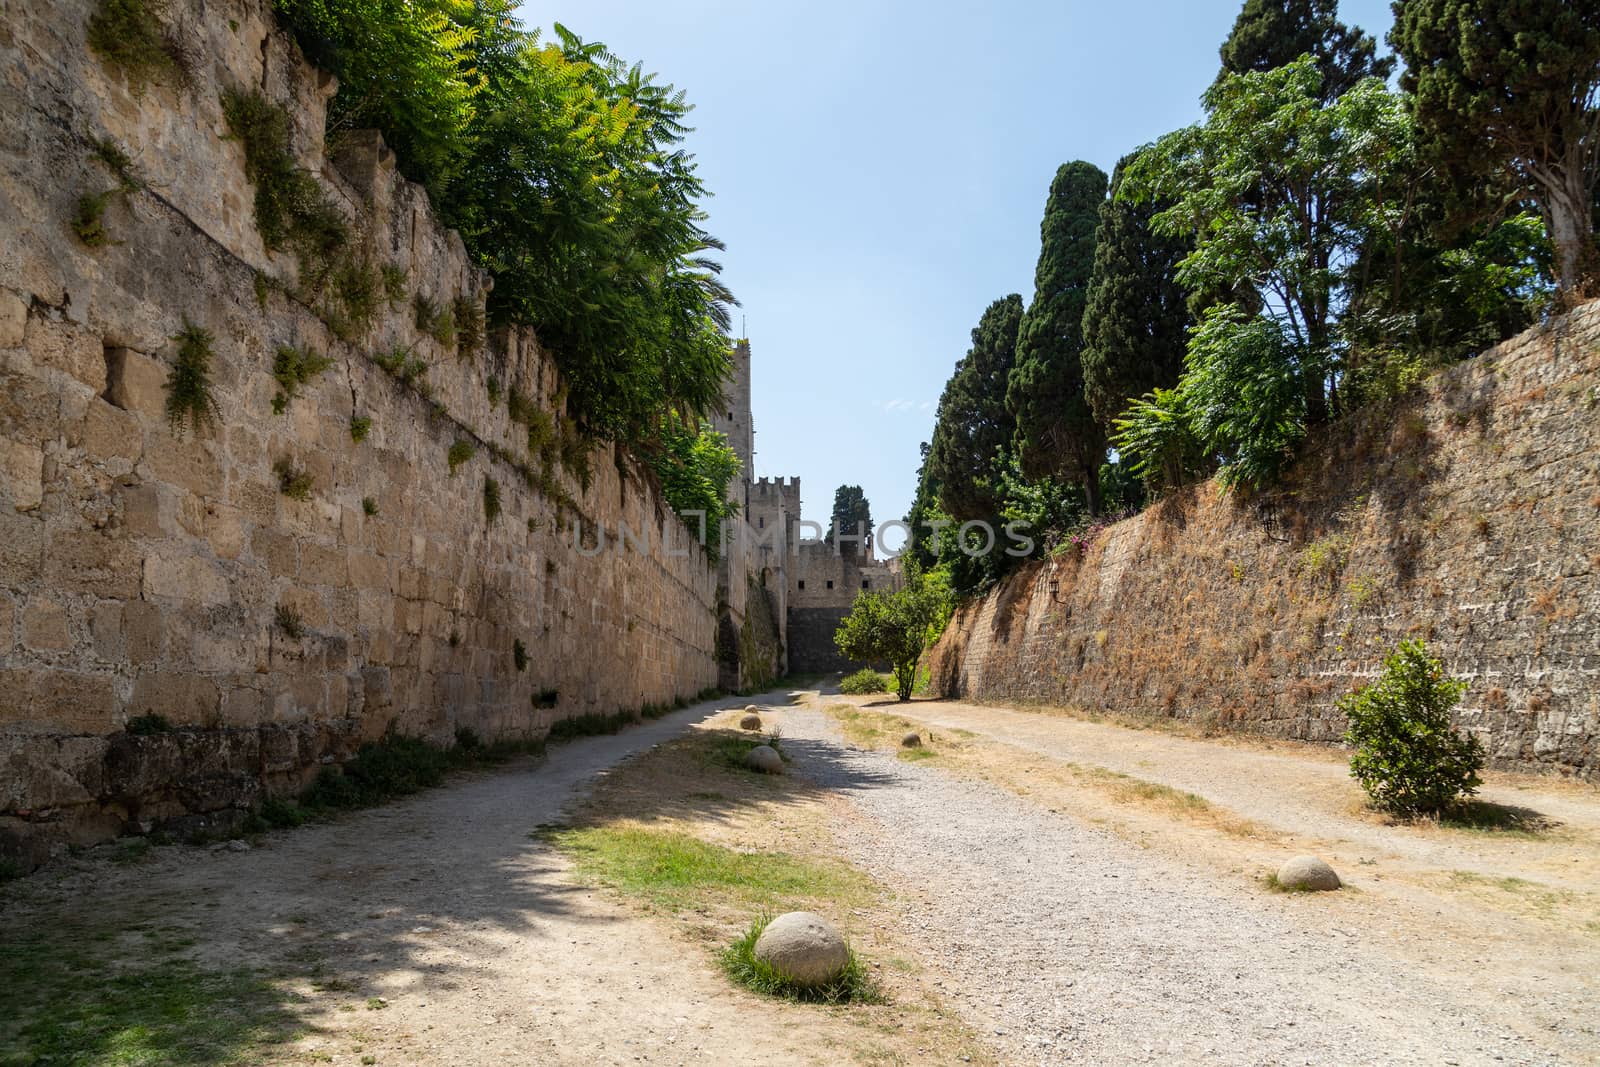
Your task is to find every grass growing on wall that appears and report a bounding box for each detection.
[164,319,220,437]
[86,0,190,92]
[270,344,334,413]
[220,88,346,281]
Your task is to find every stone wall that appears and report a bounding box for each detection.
[0,0,721,867]
[927,306,1600,780]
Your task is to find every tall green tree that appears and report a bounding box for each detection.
[834,575,943,702]
[1081,158,1191,433]
[825,485,873,555]
[925,295,1024,521]
[1124,59,1414,430]
[1390,0,1600,299]
[1007,161,1109,514]
[1215,0,1393,100]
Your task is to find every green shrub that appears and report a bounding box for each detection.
[72,191,115,247]
[271,344,334,414]
[164,319,220,437]
[512,638,528,672]
[86,0,188,91]
[125,712,172,735]
[483,475,501,522]
[453,295,483,358]
[1341,640,1484,816]
[349,415,372,442]
[719,914,880,1004]
[361,495,378,516]
[414,294,455,347]
[839,668,888,695]
[380,264,408,304]
[447,440,475,473]
[90,137,143,192]
[273,458,314,501]
[274,604,305,639]
[220,89,346,279]
[485,375,501,406]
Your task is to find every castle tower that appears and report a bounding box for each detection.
[711,339,755,484]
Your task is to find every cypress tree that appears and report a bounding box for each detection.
[826,485,872,555]
[1007,161,1108,514]
[925,295,1024,522]
[1391,0,1600,299]
[1081,158,1191,434]
[1215,0,1392,101]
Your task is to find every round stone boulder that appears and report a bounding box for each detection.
[740,713,763,731]
[1276,855,1341,892]
[753,911,849,987]
[900,732,922,748]
[745,744,783,774]
[744,704,761,713]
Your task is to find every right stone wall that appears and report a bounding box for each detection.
[927,305,1600,780]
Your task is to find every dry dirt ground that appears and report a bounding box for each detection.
[3,687,1598,1066]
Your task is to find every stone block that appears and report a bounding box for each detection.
[26,313,105,393]
[104,347,169,420]
[0,290,25,348]
[116,480,166,537]
[0,438,43,512]
[44,530,142,598]
[128,671,222,727]
[123,600,164,664]
[204,504,245,559]
[75,400,142,465]
[251,527,298,577]
[142,550,230,607]
[0,668,118,734]
[299,540,348,588]
[21,598,71,652]
[143,433,223,497]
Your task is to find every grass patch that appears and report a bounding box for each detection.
[361,496,378,516]
[547,825,871,914]
[220,89,346,284]
[125,712,172,736]
[545,709,635,741]
[839,668,888,695]
[698,728,785,774]
[164,319,220,438]
[273,604,304,639]
[1263,871,1323,894]
[0,927,298,1066]
[483,475,501,522]
[270,344,334,414]
[447,439,475,473]
[73,190,116,247]
[86,0,189,93]
[453,295,483,358]
[719,913,882,1005]
[272,458,313,500]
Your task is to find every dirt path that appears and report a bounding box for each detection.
[883,697,1600,892]
[3,693,914,1067]
[772,697,1600,1066]
[7,689,1599,1066]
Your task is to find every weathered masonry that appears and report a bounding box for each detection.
[0,0,730,867]
[928,306,1600,781]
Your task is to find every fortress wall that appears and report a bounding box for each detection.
[0,0,719,866]
[928,307,1600,780]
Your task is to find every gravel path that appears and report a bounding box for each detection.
[780,705,1584,1066]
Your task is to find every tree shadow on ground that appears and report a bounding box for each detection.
[1438,798,1561,836]
[0,688,890,1064]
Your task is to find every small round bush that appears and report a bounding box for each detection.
[838,668,888,695]
[1340,640,1484,816]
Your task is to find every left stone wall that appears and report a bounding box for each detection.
[0,0,721,869]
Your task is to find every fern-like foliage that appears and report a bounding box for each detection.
[165,318,220,437]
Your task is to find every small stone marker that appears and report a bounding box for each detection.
[753,911,849,986]
[1276,855,1341,891]
[900,732,922,748]
[740,713,762,731]
[745,744,783,774]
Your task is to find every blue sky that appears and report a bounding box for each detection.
[523,0,1398,529]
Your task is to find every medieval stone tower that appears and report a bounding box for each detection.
[709,340,899,683]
